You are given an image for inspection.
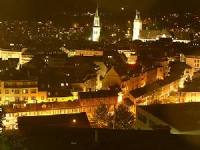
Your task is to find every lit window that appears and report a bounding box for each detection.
[14,90,20,94]
[31,96,36,100]
[5,90,9,94]
[30,89,37,93]
[22,97,28,101]
[15,97,20,102]
[23,89,28,94]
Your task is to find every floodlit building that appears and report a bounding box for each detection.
[1,90,119,130]
[61,48,104,57]
[132,10,143,41]
[118,50,138,65]
[132,11,191,43]
[92,6,101,42]
[0,48,33,69]
[0,80,47,105]
[185,54,200,72]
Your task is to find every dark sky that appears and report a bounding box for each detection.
[0,0,199,18]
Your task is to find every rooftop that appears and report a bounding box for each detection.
[181,77,200,92]
[3,101,80,113]
[18,112,91,130]
[130,61,185,98]
[140,103,200,131]
[79,90,118,99]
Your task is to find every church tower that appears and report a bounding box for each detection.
[92,6,101,42]
[132,10,142,41]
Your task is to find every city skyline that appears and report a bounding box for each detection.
[0,0,200,149]
[0,0,199,18]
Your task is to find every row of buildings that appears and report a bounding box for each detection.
[2,90,120,130]
[1,43,200,133]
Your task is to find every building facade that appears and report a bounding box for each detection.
[0,80,47,105]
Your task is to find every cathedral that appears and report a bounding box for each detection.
[132,10,191,43]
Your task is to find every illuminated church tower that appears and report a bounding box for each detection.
[132,10,142,41]
[92,6,101,42]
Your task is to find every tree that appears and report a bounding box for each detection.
[94,104,135,129]
[93,104,110,128]
[112,104,135,129]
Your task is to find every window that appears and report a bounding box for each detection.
[5,90,9,94]
[191,93,196,97]
[14,90,20,94]
[22,97,28,101]
[15,97,20,102]
[31,96,36,100]
[30,89,37,93]
[23,89,28,94]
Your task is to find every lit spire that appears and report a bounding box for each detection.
[95,5,99,17]
[135,10,140,20]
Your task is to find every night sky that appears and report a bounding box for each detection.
[0,0,199,18]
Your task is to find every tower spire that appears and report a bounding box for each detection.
[92,4,101,42]
[95,4,99,17]
[135,10,140,20]
[132,10,142,41]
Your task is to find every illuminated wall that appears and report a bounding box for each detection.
[75,50,103,56]
[127,79,180,106]
[179,92,200,103]
[92,7,101,42]
[132,10,142,40]
[122,67,165,95]
[186,55,200,72]
[2,95,118,130]
[0,80,48,105]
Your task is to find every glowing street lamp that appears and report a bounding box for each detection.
[72,119,77,124]
[118,92,123,104]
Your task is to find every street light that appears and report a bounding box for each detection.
[72,119,77,124]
